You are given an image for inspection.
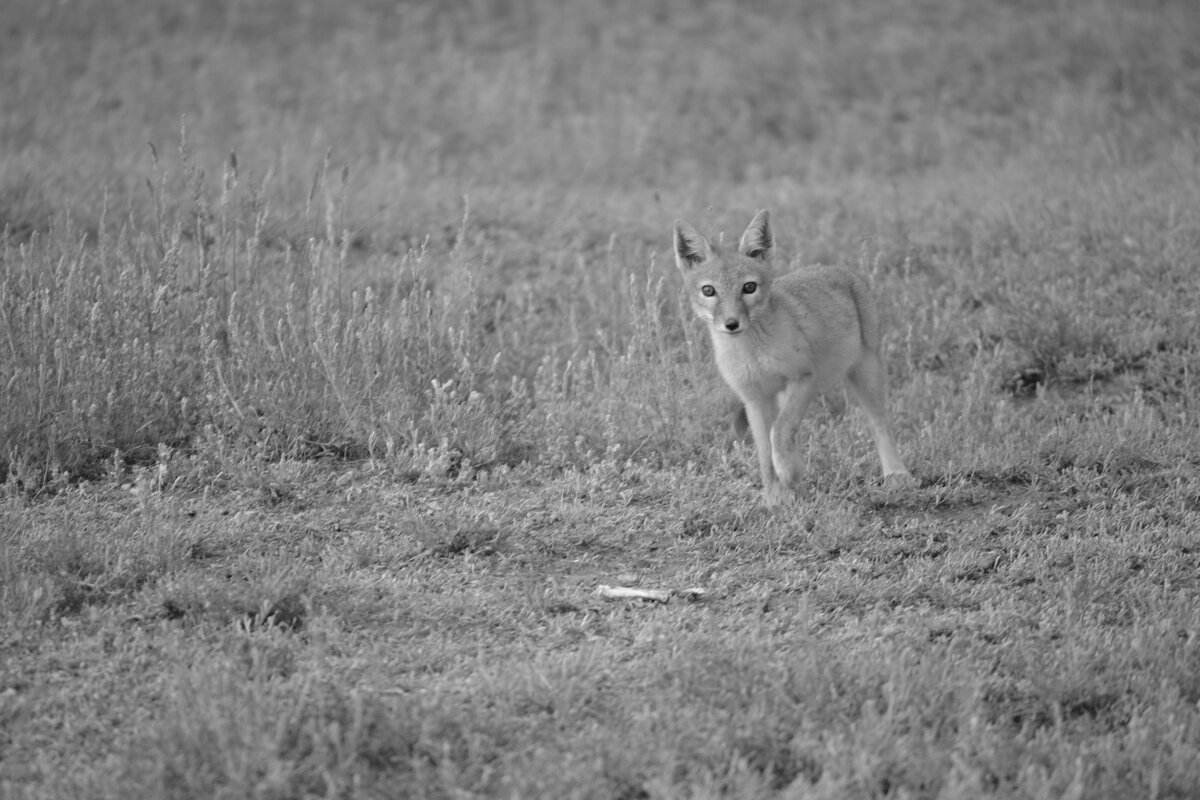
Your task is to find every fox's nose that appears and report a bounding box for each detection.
[724,319,740,332]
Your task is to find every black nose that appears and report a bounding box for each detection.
[724,319,740,331]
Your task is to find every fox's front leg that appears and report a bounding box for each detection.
[770,378,817,494]
[742,396,790,506]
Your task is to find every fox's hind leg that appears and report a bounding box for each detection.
[846,353,911,481]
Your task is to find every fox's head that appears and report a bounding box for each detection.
[674,209,774,335]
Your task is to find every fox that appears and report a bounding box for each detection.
[674,209,912,507]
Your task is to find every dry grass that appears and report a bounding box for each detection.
[3,0,1200,797]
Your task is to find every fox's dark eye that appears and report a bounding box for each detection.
[701,285,716,297]
[742,281,758,294]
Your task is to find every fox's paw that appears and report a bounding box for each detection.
[763,483,797,509]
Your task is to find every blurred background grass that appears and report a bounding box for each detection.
[6,0,1199,231]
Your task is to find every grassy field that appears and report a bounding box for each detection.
[4,0,1200,797]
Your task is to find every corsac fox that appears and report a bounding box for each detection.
[674,209,912,506]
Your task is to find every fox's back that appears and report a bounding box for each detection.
[771,264,877,352]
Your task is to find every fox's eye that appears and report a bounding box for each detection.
[742,281,758,294]
[701,285,716,297]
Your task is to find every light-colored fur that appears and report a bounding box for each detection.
[674,209,911,506]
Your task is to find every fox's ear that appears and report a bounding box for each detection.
[739,209,773,260]
[673,219,710,270]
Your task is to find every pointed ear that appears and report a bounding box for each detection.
[673,219,710,270]
[739,209,773,260]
